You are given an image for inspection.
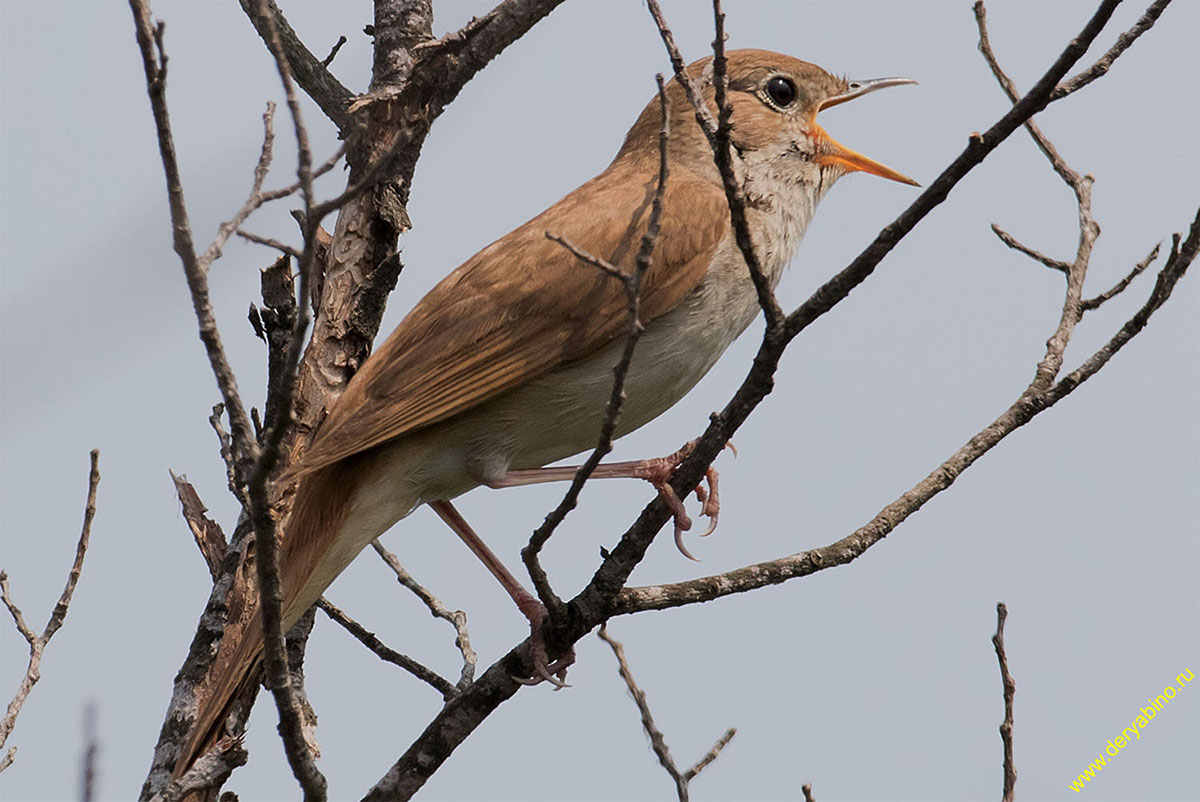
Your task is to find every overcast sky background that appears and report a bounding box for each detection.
[1,1,1197,801]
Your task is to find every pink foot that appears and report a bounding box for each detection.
[513,595,575,688]
[632,440,730,560]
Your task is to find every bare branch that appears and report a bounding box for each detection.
[990,224,1070,273]
[644,0,717,140]
[236,0,354,128]
[207,403,245,507]
[316,599,457,699]
[523,73,672,611]
[1082,243,1160,310]
[975,2,1084,187]
[129,2,258,492]
[802,783,817,802]
[993,603,1017,802]
[707,0,785,328]
[1047,213,1199,402]
[598,624,735,801]
[1053,0,1173,99]
[685,726,737,783]
[0,577,35,647]
[240,1,326,796]
[976,2,1103,394]
[320,35,347,68]
[170,471,227,579]
[645,0,784,328]
[0,451,100,768]
[81,703,98,802]
[199,101,279,267]
[371,541,476,688]
[236,229,303,258]
[542,233,628,282]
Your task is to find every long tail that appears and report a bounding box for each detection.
[172,458,365,780]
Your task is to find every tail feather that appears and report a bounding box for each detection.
[171,459,364,780]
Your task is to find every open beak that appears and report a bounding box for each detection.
[812,76,919,187]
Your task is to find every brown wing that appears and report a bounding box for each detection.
[296,160,728,473]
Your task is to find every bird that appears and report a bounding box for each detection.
[174,48,916,776]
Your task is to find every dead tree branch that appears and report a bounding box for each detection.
[993,603,1017,802]
[371,541,477,689]
[317,599,457,700]
[0,450,100,771]
[522,73,672,614]
[129,2,258,494]
[1053,0,1172,100]
[598,624,735,802]
[170,471,227,579]
[646,0,785,328]
[239,2,327,797]
[236,0,354,128]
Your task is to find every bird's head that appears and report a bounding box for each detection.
[620,49,917,189]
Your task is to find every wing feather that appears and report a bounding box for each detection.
[297,160,728,473]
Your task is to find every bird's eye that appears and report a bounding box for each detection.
[765,76,797,108]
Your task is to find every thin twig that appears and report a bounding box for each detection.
[320,35,347,67]
[1082,243,1160,310]
[199,101,279,267]
[707,0,784,328]
[598,625,735,802]
[993,603,1017,802]
[236,0,354,128]
[542,234,627,282]
[976,1,1100,394]
[241,0,326,796]
[644,0,717,142]
[1053,0,1173,99]
[81,703,98,802]
[0,451,100,768]
[975,1,1084,186]
[207,403,245,507]
[129,2,259,493]
[1047,216,1198,401]
[236,229,303,258]
[991,224,1070,273]
[371,541,476,688]
[317,599,457,699]
[523,73,672,613]
[644,0,784,328]
[261,144,346,204]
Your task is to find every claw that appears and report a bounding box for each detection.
[654,482,701,561]
[698,467,720,537]
[513,597,574,688]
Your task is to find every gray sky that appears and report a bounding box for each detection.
[2,1,1197,800]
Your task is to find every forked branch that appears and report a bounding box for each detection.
[0,450,100,772]
[598,624,735,802]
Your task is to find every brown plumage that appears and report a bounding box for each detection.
[173,50,915,778]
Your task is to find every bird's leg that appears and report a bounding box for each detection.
[428,500,573,687]
[487,440,732,561]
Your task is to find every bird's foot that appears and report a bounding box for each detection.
[512,595,574,689]
[633,440,733,561]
